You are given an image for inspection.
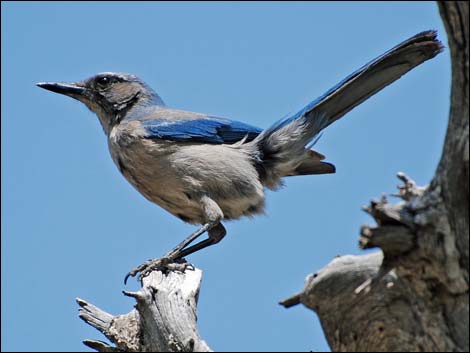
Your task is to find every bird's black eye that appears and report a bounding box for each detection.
[97,76,111,87]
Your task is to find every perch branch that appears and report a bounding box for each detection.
[78,267,212,352]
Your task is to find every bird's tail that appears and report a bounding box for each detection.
[248,30,443,189]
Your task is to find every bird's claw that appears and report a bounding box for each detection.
[124,257,194,284]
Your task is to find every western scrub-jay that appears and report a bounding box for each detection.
[37,30,442,282]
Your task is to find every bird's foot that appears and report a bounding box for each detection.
[124,257,194,284]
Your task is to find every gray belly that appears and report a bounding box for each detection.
[109,137,266,224]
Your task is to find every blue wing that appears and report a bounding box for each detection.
[141,117,262,144]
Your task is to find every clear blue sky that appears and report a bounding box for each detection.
[2,2,450,352]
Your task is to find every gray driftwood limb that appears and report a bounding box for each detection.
[282,1,468,351]
[78,268,212,352]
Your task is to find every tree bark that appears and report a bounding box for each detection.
[282,1,468,351]
[77,2,468,351]
[78,268,212,352]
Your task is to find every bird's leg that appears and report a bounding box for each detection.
[126,223,226,282]
[124,223,213,283]
[177,223,226,258]
[164,222,213,260]
[125,195,224,284]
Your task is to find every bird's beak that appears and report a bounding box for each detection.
[36,81,86,98]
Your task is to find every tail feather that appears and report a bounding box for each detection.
[249,30,443,189]
[289,160,336,177]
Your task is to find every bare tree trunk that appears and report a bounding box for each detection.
[78,268,212,352]
[282,1,468,351]
[77,2,468,351]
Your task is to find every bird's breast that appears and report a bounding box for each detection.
[109,125,199,219]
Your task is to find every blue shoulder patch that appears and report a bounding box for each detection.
[141,117,262,144]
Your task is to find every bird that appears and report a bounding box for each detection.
[37,30,443,283]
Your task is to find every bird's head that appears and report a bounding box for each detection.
[37,72,165,134]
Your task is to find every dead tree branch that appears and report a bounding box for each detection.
[78,268,212,352]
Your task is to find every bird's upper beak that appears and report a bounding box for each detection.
[36,81,86,98]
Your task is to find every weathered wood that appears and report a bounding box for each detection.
[283,2,469,351]
[78,268,212,352]
[436,0,469,283]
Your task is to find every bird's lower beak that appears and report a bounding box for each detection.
[36,81,86,97]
